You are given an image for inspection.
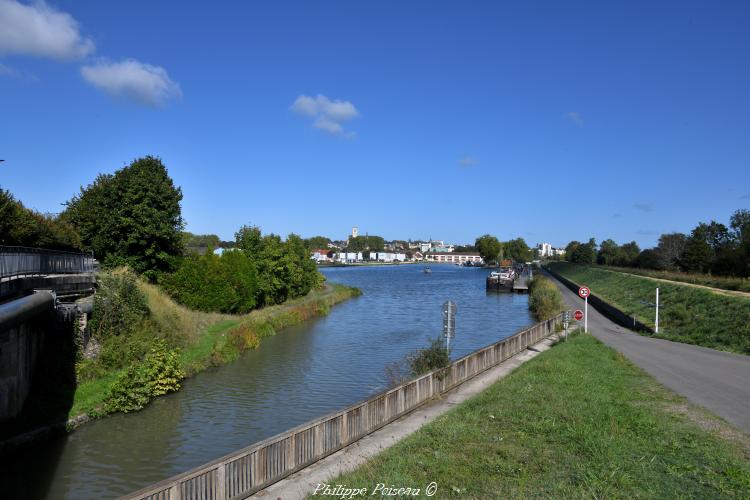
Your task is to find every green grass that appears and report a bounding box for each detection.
[331,335,750,499]
[70,282,360,421]
[548,262,750,354]
[599,265,750,294]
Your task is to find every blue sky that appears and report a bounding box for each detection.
[1,0,748,248]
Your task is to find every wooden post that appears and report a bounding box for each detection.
[216,464,226,500]
[341,413,348,445]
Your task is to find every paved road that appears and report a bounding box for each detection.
[545,271,750,434]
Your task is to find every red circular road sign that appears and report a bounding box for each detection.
[578,286,590,299]
[574,310,584,321]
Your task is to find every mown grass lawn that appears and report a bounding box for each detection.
[329,335,750,499]
[547,262,750,354]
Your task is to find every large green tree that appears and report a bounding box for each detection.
[234,225,322,307]
[656,233,687,270]
[304,235,332,250]
[346,235,385,252]
[619,241,641,266]
[503,238,532,263]
[679,224,714,273]
[597,239,621,265]
[63,156,184,279]
[475,234,502,265]
[570,238,597,264]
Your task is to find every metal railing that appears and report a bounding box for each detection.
[125,312,564,500]
[0,246,97,281]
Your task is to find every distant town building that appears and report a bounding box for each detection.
[431,245,454,253]
[351,227,359,239]
[335,252,363,263]
[425,252,483,264]
[311,249,332,263]
[537,242,553,257]
[536,242,566,258]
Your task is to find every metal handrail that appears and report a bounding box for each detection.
[0,246,97,280]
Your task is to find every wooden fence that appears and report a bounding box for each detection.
[124,313,564,500]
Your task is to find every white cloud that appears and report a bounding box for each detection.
[567,111,584,127]
[291,94,359,136]
[459,156,478,167]
[0,0,94,60]
[81,59,181,107]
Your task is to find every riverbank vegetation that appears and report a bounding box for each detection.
[385,337,450,387]
[527,276,566,320]
[71,272,360,418]
[333,335,750,498]
[547,262,750,354]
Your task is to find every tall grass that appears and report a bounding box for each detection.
[528,275,566,321]
[548,262,750,354]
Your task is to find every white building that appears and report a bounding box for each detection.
[426,252,483,264]
[335,252,363,263]
[311,249,331,263]
[369,252,407,262]
[537,242,553,257]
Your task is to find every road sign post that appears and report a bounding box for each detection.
[655,287,659,334]
[578,286,590,333]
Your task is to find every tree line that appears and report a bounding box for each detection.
[563,209,750,277]
[1,156,323,313]
[474,234,532,264]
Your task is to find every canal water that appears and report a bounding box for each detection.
[5,264,533,499]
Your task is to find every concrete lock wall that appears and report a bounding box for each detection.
[0,292,55,423]
[0,322,43,422]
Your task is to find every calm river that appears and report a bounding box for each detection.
[5,264,533,499]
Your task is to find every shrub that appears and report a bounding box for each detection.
[160,251,258,314]
[408,337,450,377]
[104,340,184,413]
[528,276,565,320]
[90,270,149,339]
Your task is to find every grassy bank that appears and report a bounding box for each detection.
[331,335,750,498]
[70,281,360,420]
[547,262,750,354]
[598,264,750,294]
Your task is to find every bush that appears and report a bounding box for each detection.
[90,270,149,339]
[160,251,258,314]
[528,276,565,321]
[104,340,184,413]
[408,337,450,377]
